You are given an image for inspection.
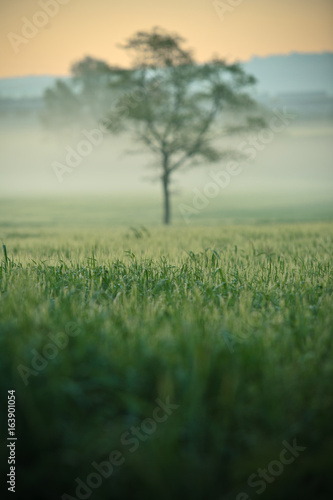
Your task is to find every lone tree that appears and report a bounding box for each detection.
[43,28,265,224]
[103,27,265,224]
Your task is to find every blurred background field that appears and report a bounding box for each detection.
[1,191,333,264]
[1,188,333,228]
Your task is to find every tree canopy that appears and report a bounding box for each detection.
[42,27,266,224]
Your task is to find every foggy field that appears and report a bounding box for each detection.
[1,187,333,233]
[1,203,333,499]
[1,116,333,198]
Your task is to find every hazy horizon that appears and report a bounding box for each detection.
[1,49,333,80]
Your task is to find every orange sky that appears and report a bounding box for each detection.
[1,0,333,78]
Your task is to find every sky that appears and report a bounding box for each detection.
[1,0,333,78]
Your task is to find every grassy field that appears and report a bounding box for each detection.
[1,197,333,500]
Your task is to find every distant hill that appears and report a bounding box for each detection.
[243,52,333,96]
[0,52,332,99]
[0,75,69,99]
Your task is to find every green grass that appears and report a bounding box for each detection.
[1,198,333,500]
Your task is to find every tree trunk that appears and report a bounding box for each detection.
[162,174,170,225]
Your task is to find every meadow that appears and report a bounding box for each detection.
[1,196,333,500]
